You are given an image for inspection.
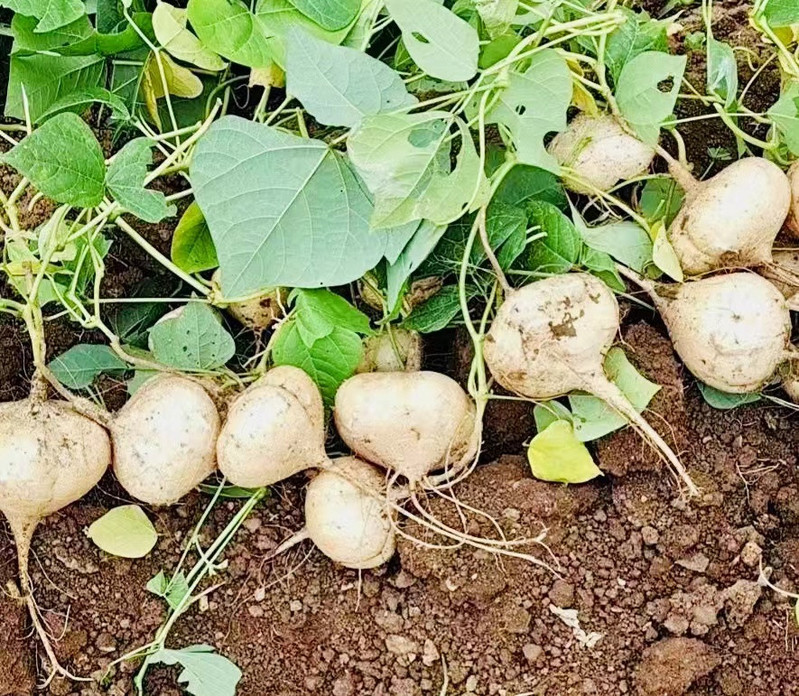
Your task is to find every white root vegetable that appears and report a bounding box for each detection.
[786,162,799,237]
[0,398,110,679]
[217,376,327,487]
[356,329,423,373]
[112,374,220,505]
[334,371,479,486]
[548,114,655,193]
[211,270,287,332]
[665,157,792,275]
[762,248,799,303]
[621,269,792,394]
[260,365,324,432]
[305,456,395,569]
[483,272,698,496]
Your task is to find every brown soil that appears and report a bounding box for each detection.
[3,2,799,695]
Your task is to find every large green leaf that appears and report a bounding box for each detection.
[272,322,363,405]
[348,111,483,227]
[605,8,668,83]
[573,214,653,274]
[287,0,360,30]
[148,303,235,371]
[49,344,128,388]
[762,0,799,27]
[37,88,131,122]
[87,505,158,558]
[768,81,799,156]
[191,116,387,298]
[1,0,85,33]
[485,48,572,172]
[285,27,415,128]
[107,139,177,223]
[616,51,687,145]
[403,285,462,333]
[186,0,273,68]
[1,113,105,207]
[291,288,373,344]
[147,645,242,696]
[526,201,581,273]
[5,52,105,122]
[384,0,479,82]
[10,12,92,52]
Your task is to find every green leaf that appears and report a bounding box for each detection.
[385,0,479,82]
[186,0,272,67]
[109,300,168,347]
[153,1,227,71]
[1,0,85,33]
[575,217,653,274]
[348,112,484,228]
[285,27,415,128]
[146,570,190,610]
[639,176,684,226]
[491,164,567,210]
[527,420,602,484]
[526,201,581,273]
[5,52,105,122]
[768,81,799,156]
[697,382,761,409]
[653,221,684,281]
[533,400,572,432]
[580,246,625,292]
[616,51,687,145]
[37,88,131,122]
[171,202,219,274]
[10,12,93,52]
[569,347,661,441]
[192,116,386,297]
[403,285,462,333]
[385,220,447,311]
[87,505,158,558]
[148,645,242,696]
[1,113,105,207]
[762,0,799,27]
[485,48,572,172]
[49,344,128,389]
[272,322,363,405]
[707,37,737,108]
[605,8,668,83]
[107,139,177,223]
[474,0,518,38]
[287,0,360,30]
[292,288,373,343]
[148,303,235,371]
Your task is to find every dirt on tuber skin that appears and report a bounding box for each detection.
[334,371,479,487]
[665,157,792,276]
[356,329,423,373]
[625,270,792,395]
[787,161,799,237]
[548,114,655,193]
[217,377,327,488]
[0,396,111,680]
[483,272,698,496]
[304,456,396,570]
[111,374,220,506]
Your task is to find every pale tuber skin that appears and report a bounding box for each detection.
[548,114,655,194]
[217,378,327,487]
[211,270,287,332]
[260,365,325,432]
[623,270,792,394]
[665,157,792,275]
[305,456,395,569]
[334,371,479,486]
[762,249,799,303]
[483,272,698,496]
[112,374,220,505]
[356,328,423,373]
[0,397,111,680]
[786,162,799,238]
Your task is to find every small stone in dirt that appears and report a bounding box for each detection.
[675,553,709,573]
[422,638,439,666]
[374,609,404,633]
[634,637,721,696]
[503,605,531,634]
[96,632,116,653]
[522,643,542,663]
[332,673,355,696]
[248,605,264,618]
[289,599,303,612]
[721,579,762,629]
[740,540,762,567]
[642,526,659,545]
[392,570,417,589]
[385,634,418,656]
[253,586,266,602]
[548,579,575,608]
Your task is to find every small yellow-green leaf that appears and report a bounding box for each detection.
[527,420,602,484]
[652,220,684,281]
[87,505,158,558]
[153,2,227,71]
[142,52,203,126]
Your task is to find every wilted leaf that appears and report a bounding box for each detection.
[87,505,158,558]
[653,221,684,281]
[153,2,227,71]
[527,420,602,484]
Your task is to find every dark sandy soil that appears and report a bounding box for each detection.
[1,1,798,695]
